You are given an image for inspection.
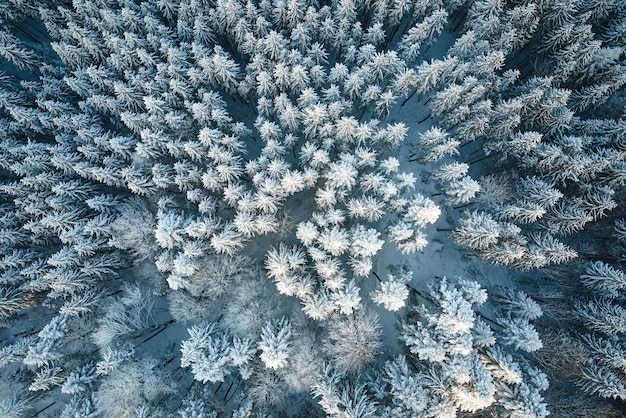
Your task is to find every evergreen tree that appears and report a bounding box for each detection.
[445,175,481,205]
[375,278,548,417]
[181,323,234,384]
[324,310,382,373]
[454,211,502,250]
[258,317,293,370]
[581,261,626,299]
[371,268,412,311]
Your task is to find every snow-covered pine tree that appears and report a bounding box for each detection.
[398,9,448,62]
[444,175,481,205]
[91,285,157,349]
[95,357,174,418]
[581,261,626,299]
[311,363,378,418]
[371,267,412,311]
[23,314,69,368]
[412,126,460,164]
[323,310,382,373]
[258,317,293,370]
[574,331,626,401]
[454,210,502,250]
[498,317,543,352]
[373,277,548,417]
[491,287,543,321]
[180,323,234,384]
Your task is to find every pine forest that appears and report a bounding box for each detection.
[1,0,626,416]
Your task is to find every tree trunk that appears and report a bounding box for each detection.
[214,381,224,395]
[401,90,418,106]
[467,151,499,165]
[358,106,368,122]
[225,378,243,402]
[453,201,477,210]
[33,402,55,417]
[134,319,175,348]
[451,8,468,33]
[223,376,242,401]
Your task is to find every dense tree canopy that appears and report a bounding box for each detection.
[0,0,625,416]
